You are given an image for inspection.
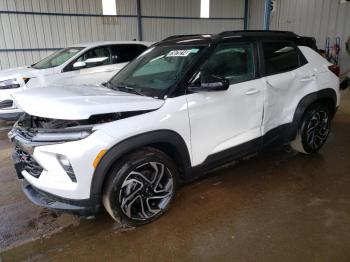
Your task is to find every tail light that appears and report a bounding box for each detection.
[328,64,340,77]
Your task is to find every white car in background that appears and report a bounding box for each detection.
[0,41,152,120]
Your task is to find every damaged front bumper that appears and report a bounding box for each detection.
[21,179,100,217]
[10,133,101,217]
[10,142,102,217]
[8,123,111,217]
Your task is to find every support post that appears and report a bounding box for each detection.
[263,0,271,30]
[243,0,249,30]
[136,0,143,40]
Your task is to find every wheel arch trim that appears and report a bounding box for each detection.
[291,88,337,138]
[90,129,191,202]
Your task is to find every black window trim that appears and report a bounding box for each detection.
[259,40,308,77]
[62,44,113,73]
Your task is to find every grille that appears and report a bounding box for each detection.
[15,146,43,178]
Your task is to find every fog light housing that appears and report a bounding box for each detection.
[57,154,77,183]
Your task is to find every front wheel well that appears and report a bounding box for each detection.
[146,143,186,179]
[100,143,186,200]
[94,130,192,205]
[106,143,187,180]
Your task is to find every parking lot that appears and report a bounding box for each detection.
[0,91,349,261]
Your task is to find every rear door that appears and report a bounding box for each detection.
[261,41,314,135]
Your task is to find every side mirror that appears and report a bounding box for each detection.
[189,76,229,92]
[73,61,86,69]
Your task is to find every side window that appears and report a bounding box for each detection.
[262,42,300,75]
[112,44,148,63]
[198,43,255,85]
[76,46,112,68]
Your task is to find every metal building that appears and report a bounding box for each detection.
[249,0,350,73]
[0,0,248,70]
[1,0,349,72]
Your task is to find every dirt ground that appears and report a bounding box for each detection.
[0,91,350,261]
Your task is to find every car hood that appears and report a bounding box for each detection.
[12,85,164,120]
[0,66,43,81]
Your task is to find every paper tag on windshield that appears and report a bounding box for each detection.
[167,50,192,57]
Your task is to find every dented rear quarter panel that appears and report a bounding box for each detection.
[262,46,339,135]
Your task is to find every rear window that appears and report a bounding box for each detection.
[262,42,299,75]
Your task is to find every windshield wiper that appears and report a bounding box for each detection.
[106,82,146,96]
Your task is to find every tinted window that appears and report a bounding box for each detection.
[112,44,148,63]
[76,46,112,68]
[262,42,299,75]
[197,43,255,85]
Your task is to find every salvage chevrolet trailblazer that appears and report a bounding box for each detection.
[9,31,339,226]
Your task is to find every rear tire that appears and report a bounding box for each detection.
[290,104,331,154]
[102,147,178,227]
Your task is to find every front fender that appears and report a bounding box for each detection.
[89,129,192,204]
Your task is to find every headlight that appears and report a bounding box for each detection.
[0,78,21,90]
[31,128,93,142]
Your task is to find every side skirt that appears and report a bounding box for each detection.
[186,123,295,181]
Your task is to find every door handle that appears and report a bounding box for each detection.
[245,89,260,95]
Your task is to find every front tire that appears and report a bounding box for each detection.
[291,104,331,154]
[102,147,178,226]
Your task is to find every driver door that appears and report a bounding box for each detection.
[185,42,265,166]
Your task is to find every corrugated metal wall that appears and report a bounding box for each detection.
[0,0,245,70]
[248,0,350,74]
[141,0,244,41]
[0,0,139,69]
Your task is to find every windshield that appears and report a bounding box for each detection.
[32,47,84,69]
[109,45,205,97]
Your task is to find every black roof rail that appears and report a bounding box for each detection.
[219,30,297,37]
[162,34,209,41]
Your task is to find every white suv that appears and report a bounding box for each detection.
[0,41,152,120]
[9,31,339,226]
